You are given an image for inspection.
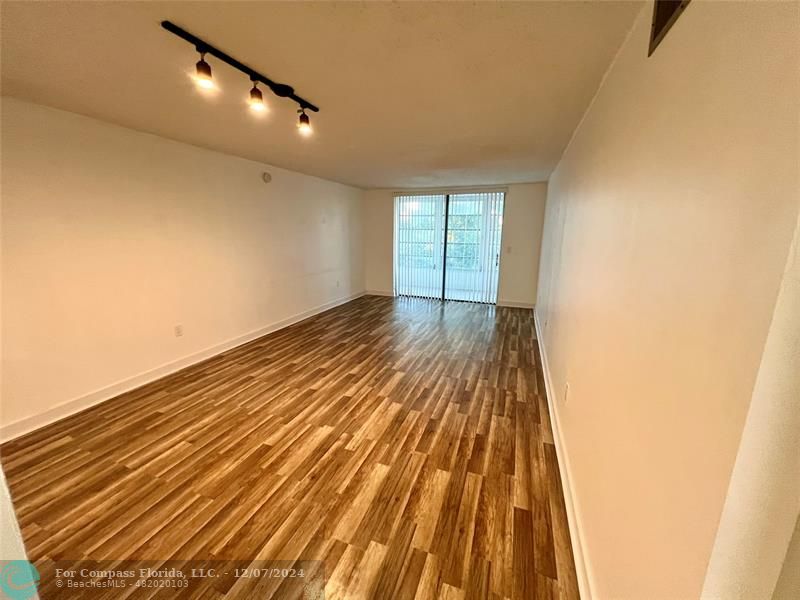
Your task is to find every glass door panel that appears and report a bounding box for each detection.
[443,192,504,304]
[393,194,445,299]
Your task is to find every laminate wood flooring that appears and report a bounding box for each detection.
[1,295,579,599]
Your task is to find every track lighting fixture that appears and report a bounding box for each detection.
[248,82,266,112]
[162,21,319,133]
[297,110,312,136]
[194,52,214,89]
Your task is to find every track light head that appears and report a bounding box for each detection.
[297,109,312,136]
[248,83,266,112]
[194,53,214,89]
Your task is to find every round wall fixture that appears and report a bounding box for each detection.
[262,172,272,184]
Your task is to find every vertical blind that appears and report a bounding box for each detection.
[393,194,445,300]
[393,191,505,304]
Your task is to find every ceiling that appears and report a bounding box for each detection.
[1,1,641,189]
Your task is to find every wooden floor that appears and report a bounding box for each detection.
[1,295,578,599]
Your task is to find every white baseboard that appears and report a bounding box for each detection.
[365,289,395,297]
[497,300,535,309]
[534,308,592,600]
[0,291,366,443]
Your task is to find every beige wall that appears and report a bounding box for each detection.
[535,1,799,598]
[0,98,365,440]
[363,183,546,306]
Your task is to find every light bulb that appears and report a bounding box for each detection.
[248,84,266,112]
[195,55,214,89]
[297,111,312,136]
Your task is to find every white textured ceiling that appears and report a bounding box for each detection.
[1,1,641,189]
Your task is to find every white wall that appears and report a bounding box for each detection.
[363,189,395,295]
[772,516,800,600]
[0,98,365,440]
[497,183,546,307]
[702,208,800,599]
[363,183,546,306]
[0,467,30,562]
[0,465,36,596]
[535,1,799,598]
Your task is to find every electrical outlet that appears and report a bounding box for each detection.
[336,279,341,288]
[564,382,570,404]
[174,324,184,338]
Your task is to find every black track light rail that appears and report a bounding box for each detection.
[161,20,319,113]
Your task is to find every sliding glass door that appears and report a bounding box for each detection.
[393,191,504,304]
